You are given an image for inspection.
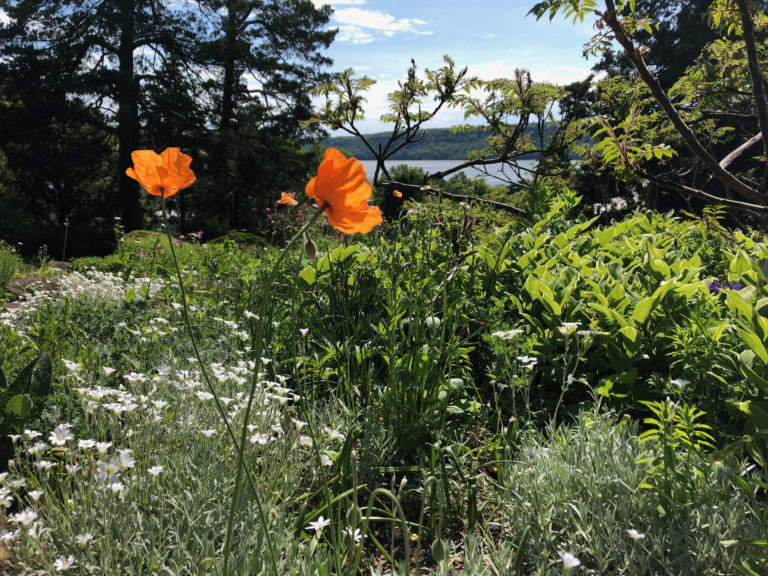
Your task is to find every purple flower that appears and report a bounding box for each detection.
[709,280,742,293]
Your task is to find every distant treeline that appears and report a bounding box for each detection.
[323,126,560,160]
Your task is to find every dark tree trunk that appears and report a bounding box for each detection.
[118,0,142,230]
[219,1,239,228]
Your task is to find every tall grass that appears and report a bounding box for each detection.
[0,241,23,296]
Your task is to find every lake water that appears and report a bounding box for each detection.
[359,159,537,184]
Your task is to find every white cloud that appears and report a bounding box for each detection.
[0,8,11,25]
[466,59,591,85]
[336,24,375,44]
[533,65,593,85]
[332,8,432,42]
[310,0,367,8]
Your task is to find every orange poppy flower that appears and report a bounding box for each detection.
[277,192,298,205]
[305,148,383,234]
[125,148,196,199]
[393,190,403,198]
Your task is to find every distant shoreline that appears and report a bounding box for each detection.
[322,127,544,161]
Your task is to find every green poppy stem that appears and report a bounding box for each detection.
[222,200,330,575]
[160,195,286,575]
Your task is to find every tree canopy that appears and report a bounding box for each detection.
[0,0,335,255]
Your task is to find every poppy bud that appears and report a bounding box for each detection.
[304,234,317,259]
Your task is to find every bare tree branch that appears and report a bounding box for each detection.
[736,0,768,186]
[720,132,763,170]
[602,0,768,206]
[387,181,526,216]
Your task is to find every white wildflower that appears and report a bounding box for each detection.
[27,442,48,456]
[308,516,331,532]
[118,449,136,470]
[97,459,121,483]
[95,441,112,454]
[558,551,581,570]
[343,527,363,543]
[49,424,74,446]
[54,555,76,572]
[10,509,38,526]
[558,322,581,335]
[108,482,124,494]
[62,360,81,374]
[249,433,270,445]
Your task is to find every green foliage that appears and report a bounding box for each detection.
[0,353,52,467]
[1,202,768,573]
[0,240,23,295]
[637,399,715,510]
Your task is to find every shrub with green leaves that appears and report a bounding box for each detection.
[0,240,23,295]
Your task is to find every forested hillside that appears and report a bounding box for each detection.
[323,126,559,160]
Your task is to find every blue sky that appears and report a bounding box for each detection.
[312,0,599,133]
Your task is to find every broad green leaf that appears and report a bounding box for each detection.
[745,400,768,434]
[740,362,768,395]
[632,296,655,324]
[29,353,52,397]
[6,394,32,420]
[619,325,638,343]
[12,355,39,394]
[649,258,670,278]
[329,243,359,263]
[725,290,754,321]
[590,303,628,327]
[124,287,135,304]
[298,266,317,286]
[738,328,768,365]
[730,250,753,275]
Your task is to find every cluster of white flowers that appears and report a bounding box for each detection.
[0,268,165,337]
[558,322,581,336]
[213,316,250,342]
[593,195,630,215]
[0,350,344,570]
[490,329,524,341]
[58,268,165,304]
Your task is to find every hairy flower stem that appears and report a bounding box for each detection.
[160,197,278,575]
[223,201,330,576]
